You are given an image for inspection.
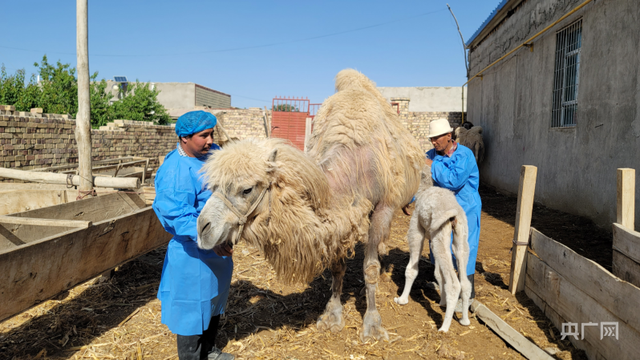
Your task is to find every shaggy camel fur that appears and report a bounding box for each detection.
[393,167,472,332]
[455,125,485,165]
[197,69,423,343]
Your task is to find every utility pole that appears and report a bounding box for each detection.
[76,0,93,195]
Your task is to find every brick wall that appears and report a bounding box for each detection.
[0,105,176,171]
[0,103,463,173]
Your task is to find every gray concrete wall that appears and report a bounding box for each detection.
[154,83,196,109]
[467,0,640,228]
[378,87,467,112]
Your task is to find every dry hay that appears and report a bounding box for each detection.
[0,186,590,359]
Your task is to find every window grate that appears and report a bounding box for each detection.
[551,20,582,128]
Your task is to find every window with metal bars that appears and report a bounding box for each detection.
[551,19,582,128]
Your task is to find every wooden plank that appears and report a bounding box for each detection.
[0,190,70,215]
[524,278,603,360]
[525,252,638,360]
[616,168,635,230]
[612,223,640,266]
[0,216,90,228]
[612,250,640,288]
[0,167,140,189]
[470,300,554,360]
[530,228,640,332]
[0,206,172,322]
[612,223,640,287]
[509,165,537,294]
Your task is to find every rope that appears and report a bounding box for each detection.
[213,183,271,245]
[76,189,97,200]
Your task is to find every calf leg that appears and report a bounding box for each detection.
[317,258,347,332]
[361,205,394,343]
[394,214,425,305]
[432,223,461,332]
[452,219,471,326]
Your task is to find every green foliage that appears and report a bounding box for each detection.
[34,55,79,116]
[90,79,113,128]
[111,81,171,125]
[272,104,300,112]
[0,55,171,127]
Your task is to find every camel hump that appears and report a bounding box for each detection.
[469,126,483,135]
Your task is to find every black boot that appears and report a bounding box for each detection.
[176,316,234,360]
[468,273,475,300]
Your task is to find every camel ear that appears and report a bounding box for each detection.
[266,148,278,173]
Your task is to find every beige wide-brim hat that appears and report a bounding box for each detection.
[428,118,454,138]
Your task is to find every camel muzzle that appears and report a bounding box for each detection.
[213,183,271,245]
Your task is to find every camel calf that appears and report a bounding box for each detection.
[394,167,472,332]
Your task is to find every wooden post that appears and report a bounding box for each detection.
[617,168,635,230]
[76,0,93,194]
[509,165,538,294]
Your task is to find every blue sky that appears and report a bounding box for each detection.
[0,0,497,109]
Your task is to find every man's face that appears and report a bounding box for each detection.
[430,132,452,152]
[181,128,214,157]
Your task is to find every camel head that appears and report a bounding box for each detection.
[197,138,278,251]
[197,138,363,284]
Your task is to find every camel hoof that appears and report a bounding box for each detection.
[393,296,408,305]
[459,318,470,326]
[438,326,450,333]
[317,308,345,333]
[360,311,389,343]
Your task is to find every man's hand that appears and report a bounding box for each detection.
[213,243,234,257]
[425,157,433,166]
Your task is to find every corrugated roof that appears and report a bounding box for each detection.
[465,0,511,47]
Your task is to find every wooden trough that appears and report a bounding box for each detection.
[0,190,171,323]
[509,166,640,360]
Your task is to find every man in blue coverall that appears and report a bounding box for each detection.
[153,110,235,360]
[425,118,482,308]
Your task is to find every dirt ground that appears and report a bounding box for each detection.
[0,184,611,359]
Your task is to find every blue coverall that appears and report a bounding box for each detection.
[153,144,233,336]
[426,144,481,276]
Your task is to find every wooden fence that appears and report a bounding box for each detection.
[510,166,640,360]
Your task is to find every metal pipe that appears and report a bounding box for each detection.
[463,0,593,86]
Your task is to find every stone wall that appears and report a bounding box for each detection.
[214,108,269,141]
[392,98,465,153]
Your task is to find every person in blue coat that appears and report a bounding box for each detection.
[153,110,235,360]
[424,118,482,304]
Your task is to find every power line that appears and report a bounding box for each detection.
[0,8,447,58]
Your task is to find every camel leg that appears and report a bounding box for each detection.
[361,206,393,343]
[317,258,347,332]
[394,214,425,305]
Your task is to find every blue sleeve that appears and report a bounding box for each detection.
[431,151,474,192]
[153,161,200,241]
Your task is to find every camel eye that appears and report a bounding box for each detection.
[243,188,253,195]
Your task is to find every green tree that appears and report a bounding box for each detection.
[0,66,26,108]
[272,104,300,112]
[111,81,170,125]
[90,79,113,128]
[0,56,171,128]
[34,55,78,116]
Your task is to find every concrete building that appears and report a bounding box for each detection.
[378,87,466,112]
[466,0,639,228]
[106,80,231,119]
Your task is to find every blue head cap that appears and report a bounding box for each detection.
[175,110,217,137]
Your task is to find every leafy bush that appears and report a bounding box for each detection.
[0,56,171,127]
